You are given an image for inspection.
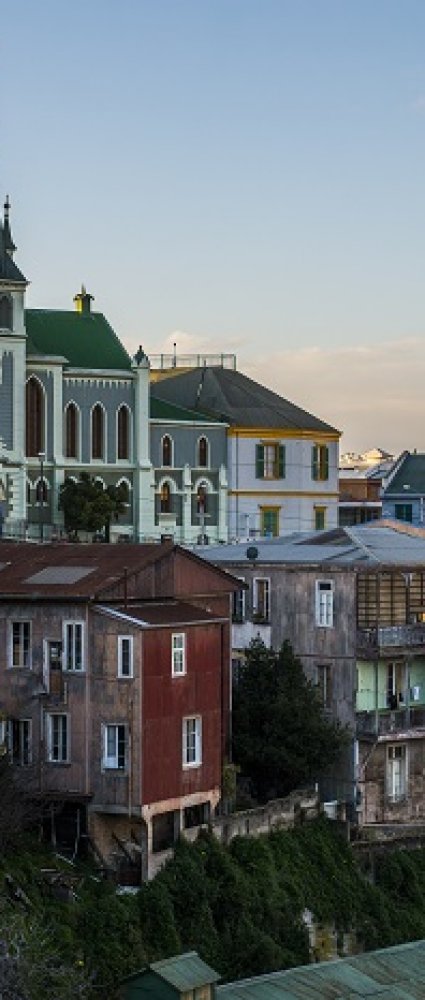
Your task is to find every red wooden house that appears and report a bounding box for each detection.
[0,541,238,878]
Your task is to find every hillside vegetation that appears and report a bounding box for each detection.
[3,820,425,997]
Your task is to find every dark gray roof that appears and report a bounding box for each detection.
[198,522,425,569]
[0,228,27,284]
[384,453,425,497]
[152,367,339,433]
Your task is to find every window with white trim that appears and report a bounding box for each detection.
[118,636,133,678]
[183,716,202,768]
[172,633,186,676]
[232,581,246,623]
[253,578,270,622]
[387,744,407,802]
[47,714,69,763]
[7,719,32,765]
[63,621,84,671]
[315,580,334,628]
[10,622,31,668]
[103,723,126,770]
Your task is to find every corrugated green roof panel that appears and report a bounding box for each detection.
[150,394,224,423]
[25,309,132,371]
[217,940,425,999]
[150,951,219,990]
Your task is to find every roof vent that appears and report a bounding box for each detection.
[246,545,258,561]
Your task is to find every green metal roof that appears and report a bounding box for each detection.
[217,940,425,998]
[145,952,219,990]
[150,394,224,424]
[25,309,132,371]
[385,453,425,497]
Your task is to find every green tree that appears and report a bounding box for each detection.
[232,639,347,802]
[58,473,126,541]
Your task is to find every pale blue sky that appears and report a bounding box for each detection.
[3,1,425,451]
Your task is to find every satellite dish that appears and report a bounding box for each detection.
[246,545,258,561]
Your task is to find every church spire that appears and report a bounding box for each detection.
[3,196,17,256]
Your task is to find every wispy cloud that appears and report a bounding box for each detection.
[246,338,425,453]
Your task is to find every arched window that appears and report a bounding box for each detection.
[36,479,48,505]
[197,482,208,514]
[26,377,44,457]
[198,436,209,468]
[65,403,79,459]
[0,294,12,330]
[92,404,104,460]
[117,479,130,504]
[117,405,130,460]
[160,482,171,513]
[162,435,172,467]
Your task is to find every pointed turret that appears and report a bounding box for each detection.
[3,196,16,256]
[0,197,27,284]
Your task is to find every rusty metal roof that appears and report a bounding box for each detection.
[217,940,425,999]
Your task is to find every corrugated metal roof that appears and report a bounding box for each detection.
[217,940,425,999]
[199,524,425,569]
[150,951,219,989]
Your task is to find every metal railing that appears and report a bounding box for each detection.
[150,353,236,371]
[357,625,425,653]
[356,706,425,737]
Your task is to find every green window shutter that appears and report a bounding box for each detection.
[278,444,285,478]
[256,444,264,478]
[312,445,318,480]
[323,446,329,481]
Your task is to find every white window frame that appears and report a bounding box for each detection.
[172,633,186,676]
[253,577,271,622]
[62,620,85,672]
[118,636,133,678]
[6,719,32,766]
[102,723,127,770]
[387,744,408,803]
[9,621,32,669]
[232,578,246,622]
[182,716,202,768]
[47,713,69,764]
[315,580,334,628]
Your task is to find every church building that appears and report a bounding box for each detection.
[0,198,154,541]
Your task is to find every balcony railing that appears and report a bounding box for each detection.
[150,353,236,371]
[357,625,425,654]
[356,706,425,737]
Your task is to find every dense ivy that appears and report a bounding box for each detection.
[2,820,425,998]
